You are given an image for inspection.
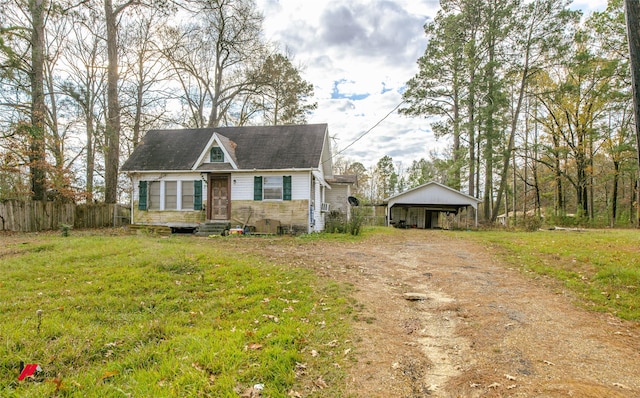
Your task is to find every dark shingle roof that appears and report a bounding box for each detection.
[121,124,328,172]
[327,175,357,184]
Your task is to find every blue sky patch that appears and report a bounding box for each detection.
[331,79,370,100]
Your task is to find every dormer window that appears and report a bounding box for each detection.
[210,146,224,162]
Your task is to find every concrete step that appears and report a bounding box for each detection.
[195,222,230,236]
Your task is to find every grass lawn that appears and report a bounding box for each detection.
[453,228,640,320]
[3,226,638,396]
[0,233,354,397]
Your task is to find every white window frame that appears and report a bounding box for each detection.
[263,176,283,200]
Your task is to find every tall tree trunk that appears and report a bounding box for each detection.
[576,152,589,217]
[29,0,47,201]
[451,105,461,190]
[476,139,481,199]
[451,62,462,191]
[483,131,494,221]
[207,36,225,128]
[483,0,500,222]
[523,97,529,216]
[491,60,528,221]
[491,4,532,222]
[466,25,479,200]
[468,70,477,200]
[45,59,67,197]
[104,0,122,204]
[132,50,144,147]
[625,0,640,227]
[533,105,541,217]
[632,176,637,225]
[512,145,516,224]
[468,110,476,197]
[552,133,563,216]
[86,110,95,201]
[612,160,620,226]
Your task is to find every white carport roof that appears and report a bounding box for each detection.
[385,181,482,225]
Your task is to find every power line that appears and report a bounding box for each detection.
[327,99,406,165]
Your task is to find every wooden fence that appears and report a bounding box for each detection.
[0,200,131,232]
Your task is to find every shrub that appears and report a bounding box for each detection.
[347,207,366,236]
[60,223,72,237]
[325,208,365,236]
[519,216,543,232]
[325,210,347,233]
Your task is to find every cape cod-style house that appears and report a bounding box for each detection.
[121,124,354,234]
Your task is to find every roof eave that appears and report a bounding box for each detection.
[123,167,319,174]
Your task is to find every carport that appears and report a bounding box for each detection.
[385,181,482,229]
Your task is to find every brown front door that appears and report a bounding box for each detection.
[208,175,230,220]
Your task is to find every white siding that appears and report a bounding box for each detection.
[132,171,313,205]
[325,184,351,215]
[291,173,311,200]
[313,178,323,232]
[230,171,311,201]
[387,182,479,208]
[230,174,255,200]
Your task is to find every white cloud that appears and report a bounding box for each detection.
[256,0,605,168]
[570,0,608,14]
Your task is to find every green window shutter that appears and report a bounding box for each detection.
[254,176,263,201]
[283,176,292,201]
[138,181,147,210]
[194,180,203,210]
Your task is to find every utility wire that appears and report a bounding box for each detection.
[326,99,406,165]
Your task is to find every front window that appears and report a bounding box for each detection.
[143,180,201,210]
[263,176,283,200]
[181,181,194,209]
[148,182,161,210]
[165,181,177,209]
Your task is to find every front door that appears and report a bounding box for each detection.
[208,175,230,220]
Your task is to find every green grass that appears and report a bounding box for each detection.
[453,229,640,320]
[0,234,353,397]
[295,226,392,243]
[6,226,636,396]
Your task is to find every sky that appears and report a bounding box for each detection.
[255,0,609,170]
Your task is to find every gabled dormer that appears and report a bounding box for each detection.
[193,132,238,171]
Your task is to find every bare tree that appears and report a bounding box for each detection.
[29,0,47,200]
[120,9,172,149]
[60,10,107,201]
[103,0,140,203]
[160,0,266,128]
[490,0,580,221]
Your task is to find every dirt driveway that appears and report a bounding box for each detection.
[257,229,640,397]
[4,229,636,396]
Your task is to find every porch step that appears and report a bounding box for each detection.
[195,222,230,236]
